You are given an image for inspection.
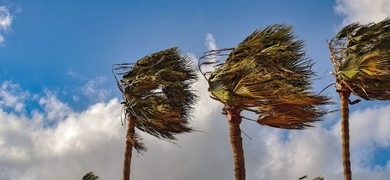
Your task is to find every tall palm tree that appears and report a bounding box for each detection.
[199,24,331,180]
[113,47,197,180]
[328,18,390,180]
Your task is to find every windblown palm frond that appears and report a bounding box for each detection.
[200,24,331,129]
[82,172,100,180]
[329,18,390,100]
[114,47,197,151]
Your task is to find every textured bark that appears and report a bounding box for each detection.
[224,106,245,180]
[123,115,135,180]
[338,83,352,180]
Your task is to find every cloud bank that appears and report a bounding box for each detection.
[1,74,390,180]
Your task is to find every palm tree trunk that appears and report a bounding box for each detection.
[224,105,245,180]
[338,83,352,180]
[123,115,135,180]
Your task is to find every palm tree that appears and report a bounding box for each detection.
[82,172,100,180]
[199,24,331,180]
[113,47,197,180]
[328,18,390,180]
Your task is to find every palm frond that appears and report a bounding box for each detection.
[113,47,197,151]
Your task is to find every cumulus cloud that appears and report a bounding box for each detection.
[38,90,72,122]
[1,76,390,179]
[348,105,390,148]
[0,77,229,180]
[335,0,390,25]
[0,94,124,180]
[0,6,13,45]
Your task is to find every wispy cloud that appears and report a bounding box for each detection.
[0,81,29,112]
[335,0,390,26]
[66,68,86,80]
[200,33,220,74]
[66,68,113,103]
[205,33,217,51]
[81,77,110,102]
[0,6,14,45]
[0,6,12,31]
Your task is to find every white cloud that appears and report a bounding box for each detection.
[329,105,390,171]
[0,97,124,180]
[0,6,12,31]
[66,68,85,79]
[250,128,342,179]
[81,77,111,102]
[335,0,390,26]
[0,77,228,180]
[348,105,390,148]
[0,6,13,45]
[205,33,217,51]
[1,77,390,179]
[38,90,72,121]
[0,81,29,112]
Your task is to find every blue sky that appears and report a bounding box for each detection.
[0,0,341,105]
[0,0,390,179]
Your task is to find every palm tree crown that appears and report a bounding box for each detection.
[200,24,331,129]
[114,47,197,151]
[329,18,390,100]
